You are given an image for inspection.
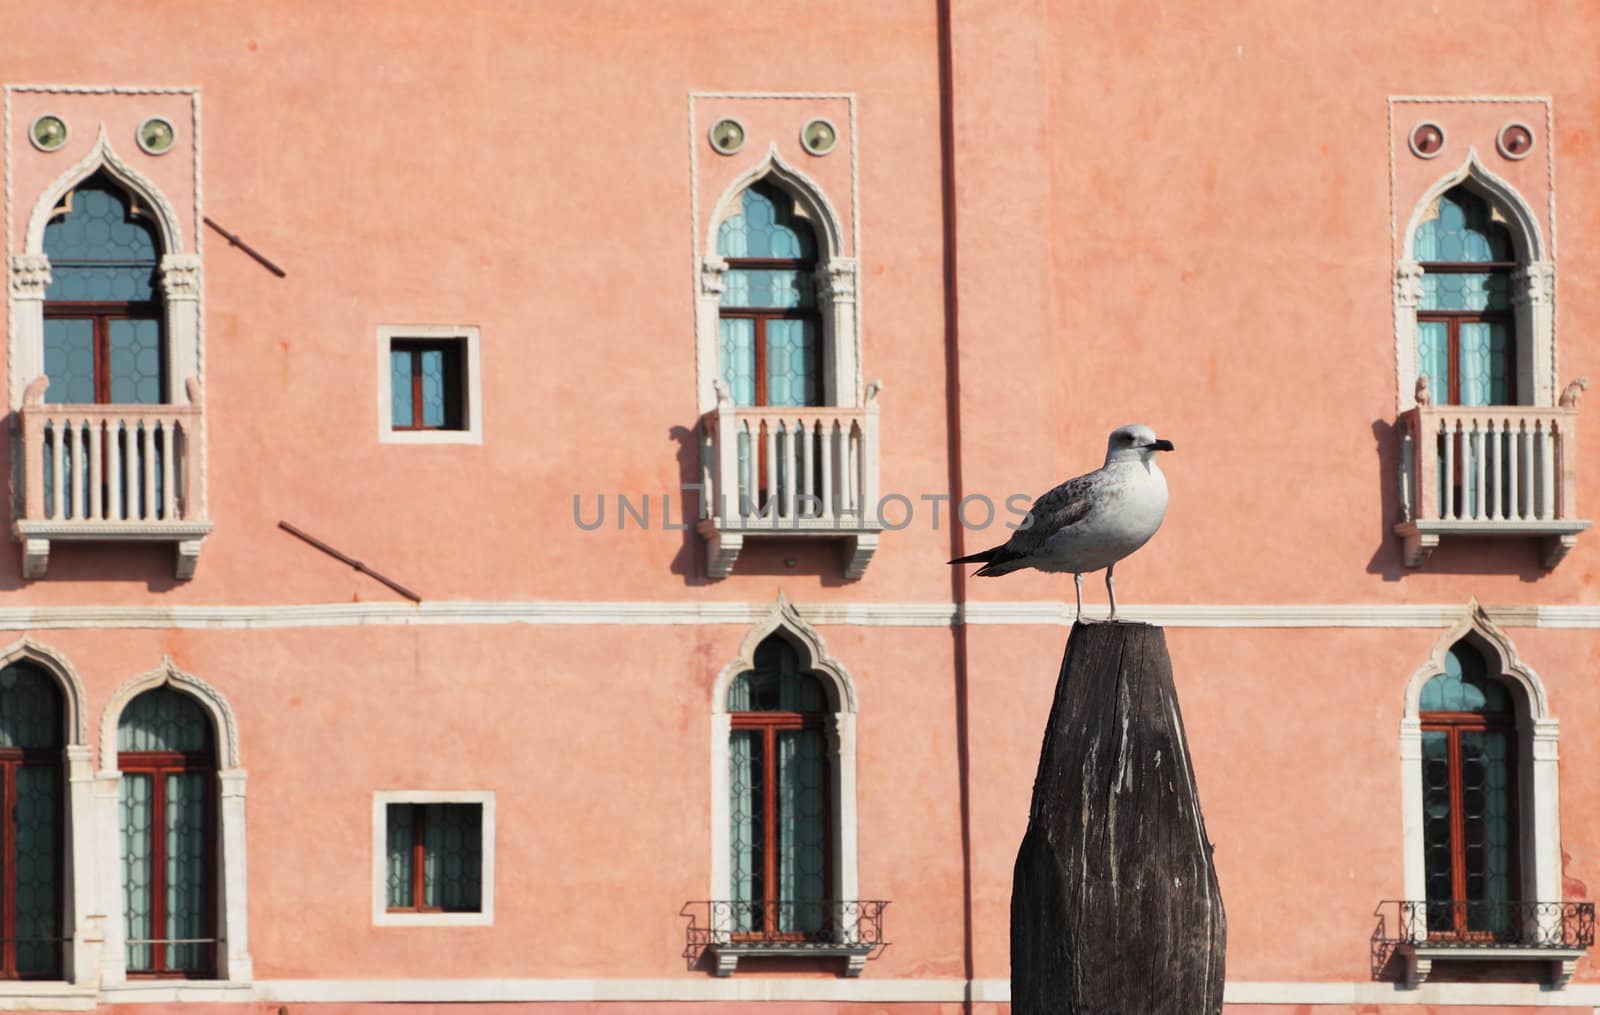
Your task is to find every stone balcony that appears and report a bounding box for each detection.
[1395,404,1590,567]
[13,375,211,579]
[698,383,882,580]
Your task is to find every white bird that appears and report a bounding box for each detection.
[948,424,1174,621]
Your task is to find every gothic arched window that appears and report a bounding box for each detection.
[1413,187,1517,407]
[0,662,64,979]
[41,172,165,406]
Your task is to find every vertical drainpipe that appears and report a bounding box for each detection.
[936,1,976,1009]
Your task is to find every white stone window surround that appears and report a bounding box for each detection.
[0,638,94,998]
[1398,603,1562,919]
[694,146,860,414]
[371,789,496,927]
[375,324,484,445]
[10,122,201,411]
[1393,151,1555,411]
[709,596,860,930]
[96,658,252,987]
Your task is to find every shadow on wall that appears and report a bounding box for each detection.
[1364,418,1552,582]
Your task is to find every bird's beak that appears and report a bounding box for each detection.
[1147,438,1175,452]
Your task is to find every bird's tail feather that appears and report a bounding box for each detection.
[949,544,1027,576]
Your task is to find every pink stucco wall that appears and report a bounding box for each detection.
[1,0,1598,1011]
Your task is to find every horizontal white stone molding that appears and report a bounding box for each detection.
[242,978,1600,1005]
[0,600,1597,631]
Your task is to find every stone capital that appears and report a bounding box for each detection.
[9,253,52,299]
[1393,261,1424,308]
[160,254,203,301]
[1512,261,1555,308]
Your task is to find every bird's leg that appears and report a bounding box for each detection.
[1073,572,1083,622]
[1106,564,1118,621]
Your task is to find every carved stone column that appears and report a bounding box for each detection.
[816,258,859,406]
[1513,261,1556,405]
[159,254,202,403]
[8,253,51,408]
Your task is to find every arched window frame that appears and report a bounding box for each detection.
[1395,153,1553,410]
[11,125,201,411]
[1400,604,1561,916]
[0,638,91,990]
[97,659,250,986]
[696,149,859,414]
[710,597,859,946]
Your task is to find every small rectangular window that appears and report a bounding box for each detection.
[371,790,494,926]
[376,325,483,444]
[385,803,483,912]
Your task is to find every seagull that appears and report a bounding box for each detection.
[948,424,1174,621]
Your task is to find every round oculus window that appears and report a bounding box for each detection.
[137,117,177,155]
[1497,122,1534,160]
[29,114,68,152]
[709,118,746,155]
[1409,121,1445,159]
[800,118,838,156]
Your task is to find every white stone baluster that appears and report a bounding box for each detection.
[161,421,177,520]
[1441,419,1456,520]
[89,418,103,521]
[763,420,778,522]
[821,420,835,520]
[141,422,157,521]
[1507,420,1521,520]
[1539,419,1556,520]
[1471,417,1486,521]
[1520,421,1535,521]
[1487,418,1501,520]
[782,419,797,519]
[49,421,65,521]
[801,418,816,517]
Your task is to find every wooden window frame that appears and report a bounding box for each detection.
[119,749,217,979]
[1419,709,1521,942]
[729,709,832,941]
[41,301,166,405]
[388,339,466,432]
[1417,261,1517,406]
[0,747,63,980]
[384,803,483,915]
[719,256,823,408]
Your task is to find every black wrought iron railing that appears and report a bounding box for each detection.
[682,900,888,964]
[1373,899,1594,957]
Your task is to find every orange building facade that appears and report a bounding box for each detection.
[0,2,1597,1012]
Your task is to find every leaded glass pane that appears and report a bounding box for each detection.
[1420,644,1510,714]
[1416,321,1449,405]
[419,350,446,428]
[107,318,163,404]
[121,774,154,972]
[1419,271,1511,312]
[42,318,98,405]
[386,804,414,908]
[716,183,817,261]
[1421,730,1454,933]
[118,688,213,754]
[1413,188,1514,263]
[777,729,827,934]
[722,269,816,309]
[766,320,819,407]
[729,730,764,933]
[390,351,414,427]
[43,175,160,302]
[728,638,827,712]
[164,772,209,971]
[422,804,482,911]
[0,663,64,748]
[719,319,756,406]
[1459,730,1512,934]
[14,765,60,976]
[1458,322,1511,405]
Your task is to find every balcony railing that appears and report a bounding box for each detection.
[1372,899,1595,988]
[14,375,211,579]
[1395,404,1589,567]
[698,382,882,579]
[682,899,888,977]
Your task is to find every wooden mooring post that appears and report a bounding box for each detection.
[1011,621,1226,1014]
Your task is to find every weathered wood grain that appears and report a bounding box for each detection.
[1011,621,1226,1014]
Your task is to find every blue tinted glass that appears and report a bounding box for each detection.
[766,319,818,406]
[43,318,97,403]
[717,182,818,261]
[1420,643,1511,713]
[420,350,445,428]
[108,319,162,404]
[391,351,414,427]
[719,319,756,406]
[723,269,816,309]
[43,175,160,302]
[1420,271,1511,312]
[1413,188,1513,263]
[1458,323,1511,406]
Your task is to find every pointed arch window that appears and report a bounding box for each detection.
[1419,641,1518,938]
[728,635,830,936]
[717,182,821,408]
[118,687,216,977]
[1413,187,1517,406]
[41,171,165,406]
[0,662,64,979]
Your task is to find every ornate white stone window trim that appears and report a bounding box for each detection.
[375,324,484,445]
[97,658,251,986]
[1395,602,1570,985]
[370,789,496,927]
[708,595,860,974]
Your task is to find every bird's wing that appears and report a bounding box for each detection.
[1003,471,1098,556]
